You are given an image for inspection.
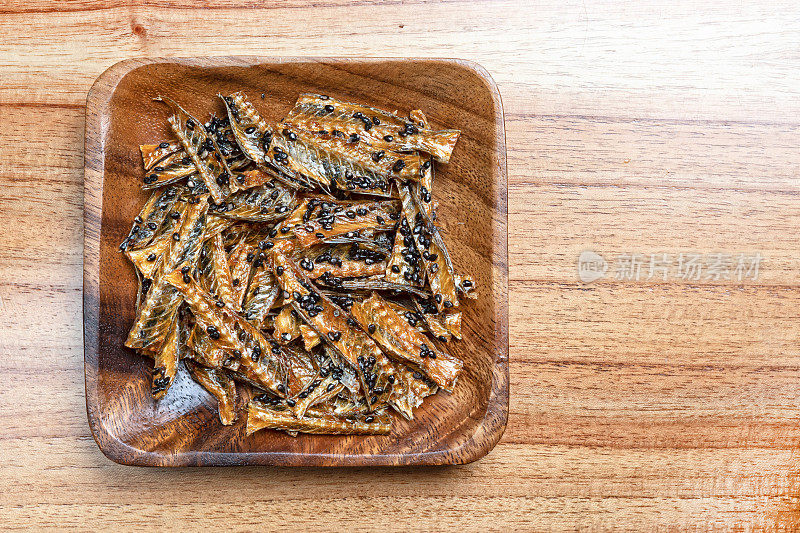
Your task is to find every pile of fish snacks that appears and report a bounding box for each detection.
[121,92,477,435]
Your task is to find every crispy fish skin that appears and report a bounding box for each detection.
[246,400,391,436]
[158,97,234,203]
[186,323,235,370]
[299,324,321,350]
[185,359,237,425]
[284,93,460,163]
[221,92,310,190]
[399,185,458,312]
[273,124,421,194]
[141,142,183,171]
[242,267,279,327]
[125,234,172,280]
[273,305,300,344]
[350,292,462,391]
[220,92,273,168]
[215,181,296,222]
[384,224,423,287]
[292,200,399,248]
[125,199,208,352]
[120,187,182,252]
[389,363,438,420]
[141,150,251,191]
[197,234,237,308]
[303,243,387,280]
[414,296,452,341]
[289,372,345,419]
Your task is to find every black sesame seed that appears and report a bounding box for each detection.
[348,133,359,143]
[286,399,296,407]
[172,232,180,241]
[392,160,406,172]
[324,104,334,113]
[146,253,156,262]
[158,142,170,148]
[245,126,256,134]
[186,119,195,130]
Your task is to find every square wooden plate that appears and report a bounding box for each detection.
[84,57,508,466]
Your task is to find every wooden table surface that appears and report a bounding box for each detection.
[3,1,799,530]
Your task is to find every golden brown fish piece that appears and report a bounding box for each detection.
[221,92,311,191]
[242,267,279,327]
[185,359,237,426]
[273,305,301,344]
[197,234,237,308]
[119,186,182,252]
[157,97,235,203]
[399,185,458,313]
[413,296,452,341]
[302,243,388,280]
[246,400,391,436]
[284,93,460,163]
[389,363,438,420]
[125,199,208,352]
[350,292,462,391]
[274,123,423,192]
[164,270,287,396]
[125,234,172,281]
[299,324,321,350]
[292,200,399,249]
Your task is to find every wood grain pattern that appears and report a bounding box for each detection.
[3,0,800,528]
[84,57,508,466]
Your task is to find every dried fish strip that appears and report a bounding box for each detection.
[284,93,460,163]
[292,200,399,248]
[125,199,208,352]
[185,359,237,425]
[119,186,182,252]
[399,185,458,313]
[158,97,235,203]
[247,400,391,436]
